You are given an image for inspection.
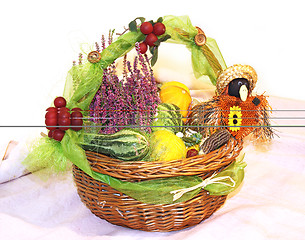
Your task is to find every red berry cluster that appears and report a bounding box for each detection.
[139,21,166,54]
[45,97,83,141]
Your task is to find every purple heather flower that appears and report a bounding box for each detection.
[89,34,160,134]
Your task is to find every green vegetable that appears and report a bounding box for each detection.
[151,103,183,133]
[182,131,203,147]
[81,128,149,161]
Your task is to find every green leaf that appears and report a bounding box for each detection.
[137,17,146,23]
[151,47,159,66]
[154,41,161,47]
[128,17,146,32]
[149,46,155,55]
[161,34,171,42]
[128,20,137,32]
[157,17,163,23]
[131,93,136,102]
[154,34,171,46]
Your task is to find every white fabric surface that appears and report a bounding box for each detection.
[0,96,305,240]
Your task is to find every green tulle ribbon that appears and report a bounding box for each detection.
[24,128,246,205]
[163,15,227,85]
[23,15,238,205]
[204,154,246,195]
[59,130,246,205]
[92,155,246,205]
[171,154,246,202]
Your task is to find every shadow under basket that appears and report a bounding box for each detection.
[72,137,243,232]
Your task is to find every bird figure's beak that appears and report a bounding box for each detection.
[239,85,248,102]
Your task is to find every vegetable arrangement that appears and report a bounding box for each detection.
[79,26,199,162]
[23,15,246,205]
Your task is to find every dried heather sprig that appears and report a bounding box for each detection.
[101,35,106,51]
[95,42,100,52]
[78,53,83,65]
[89,34,160,134]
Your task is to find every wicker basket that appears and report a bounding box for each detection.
[72,137,243,232]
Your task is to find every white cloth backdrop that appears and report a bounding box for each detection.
[1,1,305,239]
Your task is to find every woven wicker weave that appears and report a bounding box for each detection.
[72,137,243,232]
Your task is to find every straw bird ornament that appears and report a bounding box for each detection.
[188,64,274,153]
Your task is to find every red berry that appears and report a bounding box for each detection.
[71,118,83,125]
[58,117,71,130]
[140,22,153,35]
[52,129,65,141]
[48,129,55,138]
[145,33,158,47]
[45,118,57,130]
[71,118,83,131]
[153,22,166,36]
[139,42,148,54]
[71,111,83,119]
[54,97,66,108]
[186,149,199,158]
[45,111,57,119]
[58,111,71,119]
[58,107,70,113]
[46,107,57,112]
[71,111,83,131]
[71,108,82,112]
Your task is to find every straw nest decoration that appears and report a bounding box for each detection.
[73,137,243,232]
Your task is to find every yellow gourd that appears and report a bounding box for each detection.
[149,130,187,162]
[159,82,192,118]
[160,81,191,95]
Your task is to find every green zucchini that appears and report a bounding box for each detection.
[151,103,184,133]
[81,128,149,161]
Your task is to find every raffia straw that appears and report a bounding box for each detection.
[170,172,236,202]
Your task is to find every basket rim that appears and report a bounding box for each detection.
[85,137,243,181]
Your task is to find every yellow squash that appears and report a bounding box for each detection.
[159,82,192,118]
[160,81,191,95]
[149,129,187,162]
